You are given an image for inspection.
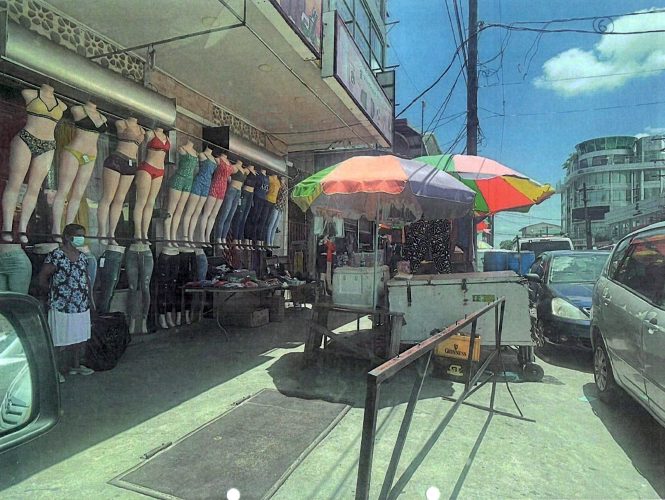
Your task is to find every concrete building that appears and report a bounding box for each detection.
[559,135,665,247]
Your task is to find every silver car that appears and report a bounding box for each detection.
[591,221,665,424]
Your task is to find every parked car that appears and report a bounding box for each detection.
[526,250,610,349]
[591,222,665,425]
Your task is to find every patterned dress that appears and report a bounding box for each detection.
[406,219,452,274]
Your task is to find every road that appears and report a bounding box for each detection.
[0,312,663,499]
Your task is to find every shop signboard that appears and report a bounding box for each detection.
[322,12,393,145]
[270,0,322,55]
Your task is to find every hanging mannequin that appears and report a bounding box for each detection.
[126,242,154,334]
[97,244,125,313]
[176,248,197,325]
[2,84,67,243]
[134,127,170,242]
[231,164,256,246]
[181,147,217,247]
[97,117,144,245]
[211,159,244,246]
[156,246,180,329]
[163,140,197,246]
[51,101,108,240]
[266,176,288,247]
[247,168,271,247]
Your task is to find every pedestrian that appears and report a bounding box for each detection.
[39,223,94,382]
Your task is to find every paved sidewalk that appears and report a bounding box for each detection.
[1,309,664,499]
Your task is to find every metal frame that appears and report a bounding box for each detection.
[355,297,534,500]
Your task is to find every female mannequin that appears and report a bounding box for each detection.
[52,101,107,239]
[232,164,256,246]
[213,161,244,245]
[247,168,271,246]
[163,140,197,246]
[134,127,170,242]
[181,147,218,246]
[2,84,67,243]
[97,117,144,245]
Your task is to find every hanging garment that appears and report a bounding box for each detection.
[405,219,452,274]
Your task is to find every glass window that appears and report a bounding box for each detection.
[592,155,608,166]
[355,0,370,37]
[355,29,371,64]
[612,171,628,183]
[579,159,588,169]
[644,170,663,181]
[334,0,353,24]
[549,254,609,283]
[613,230,665,305]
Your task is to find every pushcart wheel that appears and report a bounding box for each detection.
[522,362,544,382]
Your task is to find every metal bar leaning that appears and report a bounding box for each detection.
[356,296,511,500]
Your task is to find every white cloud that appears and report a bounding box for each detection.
[534,9,665,96]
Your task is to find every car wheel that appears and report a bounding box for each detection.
[594,339,617,404]
[522,362,544,382]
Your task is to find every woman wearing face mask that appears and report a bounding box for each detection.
[38,223,94,382]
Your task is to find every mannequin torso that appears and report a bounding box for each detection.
[115,117,144,159]
[22,84,67,140]
[242,165,256,192]
[144,128,170,169]
[67,102,107,153]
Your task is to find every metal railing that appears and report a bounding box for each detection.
[355,296,532,500]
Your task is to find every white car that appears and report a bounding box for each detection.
[591,222,665,424]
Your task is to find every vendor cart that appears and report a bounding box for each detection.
[387,270,544,381]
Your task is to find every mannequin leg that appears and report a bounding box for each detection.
[18,151,56,241]
[108,175,134,244]
[52,150,79,237]
[265,207,279,246]
[188,196,207,244]
[204,198,223,244]
[141,177,163,240]
[200,196,218,243]
[181,194,202,244]
[2,135,32,239]
[133,171,152,240]
[171,190,190,243]
[163,188,182,245]
[97,168,120,241]
[65,161,96,224]
[215,187,240,241]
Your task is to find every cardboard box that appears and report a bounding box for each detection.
[434,333,481,361]
[220,308,270,328]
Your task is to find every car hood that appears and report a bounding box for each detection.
[549,283,594,308]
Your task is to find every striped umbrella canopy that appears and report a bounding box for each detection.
[291,155,475,222]
[416,154,555,214]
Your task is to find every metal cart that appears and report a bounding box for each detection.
[387,270,544,381]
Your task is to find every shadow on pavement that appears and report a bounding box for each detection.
[536,345,593,374]
[583,383,665,497]
[0,312,309,491]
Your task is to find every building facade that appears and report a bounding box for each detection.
[559,135,665,247]
[519,223,562,238]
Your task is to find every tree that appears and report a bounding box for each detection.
[499,240,513,250]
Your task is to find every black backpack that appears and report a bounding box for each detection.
[85,312,131,371]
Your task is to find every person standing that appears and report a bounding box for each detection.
[39,223,94,382]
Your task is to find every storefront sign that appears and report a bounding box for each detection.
[270,0,322,55]
[323,13,393,144]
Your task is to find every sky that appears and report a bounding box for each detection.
[387,0,665,243]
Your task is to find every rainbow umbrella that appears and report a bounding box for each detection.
[416,154,555,214]
[291,155,475,222]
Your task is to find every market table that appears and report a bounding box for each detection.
[183,284,281,340]
[303,302,404,366]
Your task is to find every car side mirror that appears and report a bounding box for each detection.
[0,293,60,454]
[525,273,542,283]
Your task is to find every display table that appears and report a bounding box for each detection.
[184,285,280,339]
[303,302,405,366]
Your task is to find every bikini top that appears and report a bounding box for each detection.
[230,167,247,182]
[75,110,108,133]
[26,91,64,122]
[147,134,170,153]
[117,123,145,146]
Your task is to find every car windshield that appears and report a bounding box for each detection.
[549,254,608,283]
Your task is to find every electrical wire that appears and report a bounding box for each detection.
[445,0,467,86]
[481,67,665,87]
[484,23,665,36]
[495,8,665,26]
[480,99,665,118]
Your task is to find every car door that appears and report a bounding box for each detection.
[631,229,665,420]
[599,240,648,400]
[528,255,547,306]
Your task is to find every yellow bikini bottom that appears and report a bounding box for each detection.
[63,146,96,166]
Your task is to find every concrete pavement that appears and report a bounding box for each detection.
[1,308,664,499]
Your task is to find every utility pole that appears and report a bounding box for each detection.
[581,182,592,249]
[421,100,426,156]
[466,0,479,156]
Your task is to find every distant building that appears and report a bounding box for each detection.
[520,223,562,237]
[559,135,665,247]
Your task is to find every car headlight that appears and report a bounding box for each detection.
[551,297,588,320]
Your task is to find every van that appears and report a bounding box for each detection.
[591,221,665,425]
[513,236,574,258]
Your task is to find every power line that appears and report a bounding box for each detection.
[494,8,665,26]
[481,66,665,88]
[484,23,665,36]
[480,99,665,118]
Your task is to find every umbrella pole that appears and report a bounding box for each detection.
[372,197,380,311]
